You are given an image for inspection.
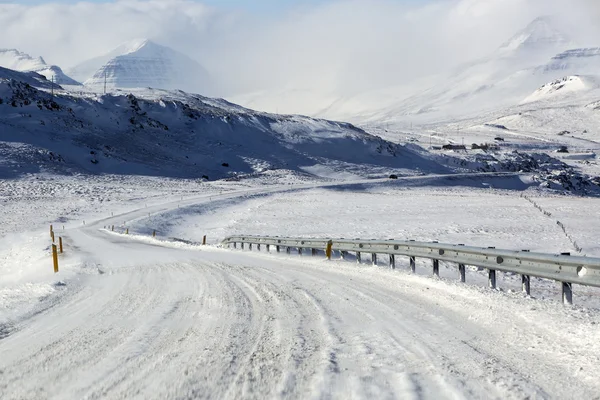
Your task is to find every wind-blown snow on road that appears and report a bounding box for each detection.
[1,205,600,399]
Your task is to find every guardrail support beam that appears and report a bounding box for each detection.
[286,247,291,254]
[389,255,395,269]
[356,252,361,263]
[298,247,302,256]
[312,248,317,256]
[562,282,573,305]
[433,259,439,277]
[488,269,497,289]
[249,243,253,251]
[266,244,270,252]
[410,256,416,273]
[458,264,466,283]
[372,253,377,266]
[522,275,531,295]
[276,245,280,253]
[257,244,261,251]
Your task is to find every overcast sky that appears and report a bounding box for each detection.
[1,0,599,97]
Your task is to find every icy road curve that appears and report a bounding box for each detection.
[1,183,600,399]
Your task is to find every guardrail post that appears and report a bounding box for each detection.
[203,235,207,246]
[410,256,416,273]
[372,253,377,266]
[312,248,317,256]
[433,259,439,277]
[233,242,237,249]
[562,282,573,305]
[257,244,261,251]
[488,269,497,289]
[326,241,333,260]
[111,225,114,231]
[389,254,395,269]
[276,245,280,253]
[340,251,347,260]
[458,264,466,283]
[356,252,361,263]
[298,247,302,256]
[286,247,291,254]
[266,244,270,252]
[522,275,530,295]
[249,243,253,251]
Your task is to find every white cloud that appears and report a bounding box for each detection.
[0,0,599,99]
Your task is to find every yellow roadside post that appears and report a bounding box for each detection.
[51,231,55,243]
[126,228,129,235]
[202,235,207,245]
[52,245,59,273]
[59,237,63,254]
[326,240,333,260]
[50,224,53,237]
[153,230,156,238]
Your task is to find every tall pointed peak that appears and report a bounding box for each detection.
[499,16,570,53]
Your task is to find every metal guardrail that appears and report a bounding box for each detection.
[222,235,600,305]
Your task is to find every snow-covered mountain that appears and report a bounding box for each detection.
[230,17,578,123]
[315,16,583,124]
[69,39,211,95]
[0,66,442,179]
[0,49,80,86]
[497,16,571,55]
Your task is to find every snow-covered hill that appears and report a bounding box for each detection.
[69,39,211,95]
[0,67,443,180]
[0,49,80,86]
[521,75,598,104]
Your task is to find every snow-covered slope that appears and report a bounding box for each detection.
[0,67,443,179]
[70,39,211,95]
[316,17,580,124]
[230,17,577,123]
[0,49,80,86]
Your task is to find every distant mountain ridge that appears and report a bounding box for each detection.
[0,49,80,85]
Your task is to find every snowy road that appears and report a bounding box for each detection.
[2,177,600,399]
[2,223,600,399]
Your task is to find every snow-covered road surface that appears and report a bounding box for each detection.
[3,174,600,399]
[2,224,600,399]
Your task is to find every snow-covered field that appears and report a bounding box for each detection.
[2,171,600,399]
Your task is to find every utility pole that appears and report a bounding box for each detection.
[51,74,54,101]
